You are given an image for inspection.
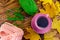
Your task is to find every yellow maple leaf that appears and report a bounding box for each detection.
[39,3,58,18]
[44,3,58,18]
[24,27,41,40]
[44,37,60,40]
[44,29,59,40]
[39,9,47,14]
[39,0,59,18]
[53,37,60,40]
[52,16,60,33]
[44,30,57,38]
[40,0,53,5]
[55,1,60,12]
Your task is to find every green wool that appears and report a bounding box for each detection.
[19,0,38,15]
[7,12,25,21]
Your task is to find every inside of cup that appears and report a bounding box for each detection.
[37,16,49,28]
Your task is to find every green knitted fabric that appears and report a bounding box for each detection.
[7,12,25,21]
[19,0,38,15]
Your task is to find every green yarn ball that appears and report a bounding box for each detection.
[19,0,38,15]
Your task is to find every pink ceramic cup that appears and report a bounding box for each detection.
[0,22,24,40]
[31,13,52,34]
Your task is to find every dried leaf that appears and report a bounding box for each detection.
[39,0,60,18]
[52,16,60,33]
[24,27,41,40]
[44,30,57,38]
[44,37,60,40]
[55,1,60,12]
[40,0,53,5]
[44,29,59,40]
[40,3,58,18]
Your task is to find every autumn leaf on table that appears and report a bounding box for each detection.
[44,37,60,40]
[39,3,58,18]
[45,4,58,18]
[44,30,57,38]
[38,0,60,18]
[44,30,60,40]
[24,27,41,40]
[40,0,53,5]
[52,16,60,33]
[39,9,47,14]
[55,1,60,12]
